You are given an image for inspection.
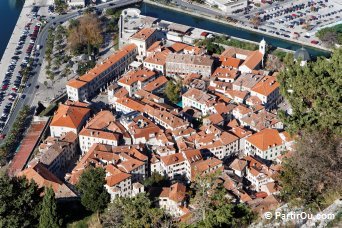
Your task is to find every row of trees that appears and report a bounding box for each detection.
[45,25,71,82]
[277,48,342,211]
[0,105,31,165]
[198,36,259,51]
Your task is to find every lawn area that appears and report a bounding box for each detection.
[67,213,101,228]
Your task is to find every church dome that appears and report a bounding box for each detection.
[294,47,310,61]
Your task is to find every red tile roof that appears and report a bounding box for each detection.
[50,104,90,129]
[130,28,156,41]
[246,129,283,151]
[251,76,279,96]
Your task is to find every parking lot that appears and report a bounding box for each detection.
[0,0,54,137]
[235,0,342,47]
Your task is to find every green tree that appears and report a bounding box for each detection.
[76,167,110,213]
[188,171,254,227]
[279,131,342,210]
[316,24,342,46]
[67,14,103,57]
[143,172,168,187]
[101,193,171,227]
[39,187,59,228]
[165,80,182,104]
[54,0,67,14]
[0,175,43,227]
[277,48,342,135]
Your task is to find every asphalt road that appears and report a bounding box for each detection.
[1,0,141,137]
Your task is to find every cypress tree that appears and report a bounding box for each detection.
[39,187,59,228]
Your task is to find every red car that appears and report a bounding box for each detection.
[11,87,18,92]
[0,134,6,140]
[2,85,8,90]
[311,40,319,44]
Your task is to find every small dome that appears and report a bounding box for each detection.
[294,47,310,61]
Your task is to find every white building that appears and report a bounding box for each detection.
[182,88,217,116]
[144,105,189,131]
[196,131,240,160]
[115,97,145,114]
[67,0,85,7]
[117,69,157,96]
[49,104,90,138]
[250,75,280,109]
[66,44,137,101]
[205,0,248,14]
[245,129,292,161]
[149,183,188,217]
[68,144,147,201]
[79,111,130,154]
[129,28,159,57]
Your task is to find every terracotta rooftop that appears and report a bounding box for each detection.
[143,76,168,92]
[146,41,162,52]
[251,75,279,96]
[144,105,188,130]
[221,57,243,69]
[144,49,170,65]
[149,182,186,203]
[233,73,265,90]
[118,69,156,86]
[183,45,205,55]
[166,53,213,66]
[116,97,145,112]
[50,104,90,129]
[170,42,189,53]
[182,149,202,164]
[182,88,217,107]
[191,157,223,180]
[130,28,156,41]
[211,67,239,80]
[19,163,77,198]
[160,153,185,166]
[241,51,263,70]
[106,172,131,187]
[246,128,283,151]
[240,109,280,131]
[229,158,248,172]
[220,47,253,59]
